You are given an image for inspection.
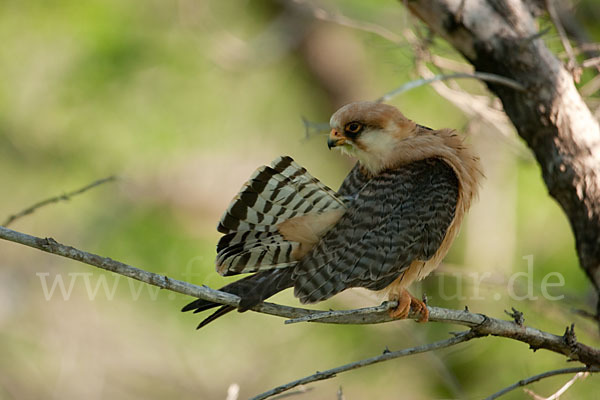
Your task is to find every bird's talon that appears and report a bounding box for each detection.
[388,290,429,323]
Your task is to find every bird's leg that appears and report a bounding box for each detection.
[409,292,429,323]
[388,289,429,323]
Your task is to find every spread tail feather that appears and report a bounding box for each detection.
[195,306,235,329]
[182,268,294,328]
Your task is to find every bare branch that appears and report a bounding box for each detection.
[572,308,600,324]
[297,0,527,159]
[226,383,240,400]
[249,330,478,400]
[557,4,600,74]
[504,307,524,326]
[429,53,473,73]
[546,0,580,80]
[414,61,524,148]
[484,367,598,400]
[580,74,600,97]
[284,301,397,324]
[336,386,344,400]
[304,67,526,157]
[582,57,600,69]
[524,371,590,400]
[292,0,404,45]
[2,176,116,227]
[1,225,599,367]
[376,72,525,103]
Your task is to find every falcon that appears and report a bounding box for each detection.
[183,101,483,328]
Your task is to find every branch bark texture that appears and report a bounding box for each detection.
[1,225,599,368]
[404,0,600,314]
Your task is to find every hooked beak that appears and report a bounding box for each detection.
[327,129,346,150]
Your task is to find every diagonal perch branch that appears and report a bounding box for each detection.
[1,225,599,369]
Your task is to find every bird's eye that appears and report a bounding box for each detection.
[345,122,363,134]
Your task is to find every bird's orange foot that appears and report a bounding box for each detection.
[388,290,429,323]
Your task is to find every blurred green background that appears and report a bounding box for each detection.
[1,0,599,399]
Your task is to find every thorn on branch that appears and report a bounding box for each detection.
[383,346,391,355]
[40,237,59,250]
[464,305,469,312]
[314,371,336,380]
[563,323,577,348]
[505,307,525,326]
[529,345,539,352]
[421,293,428,305]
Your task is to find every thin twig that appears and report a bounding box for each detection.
[572,308,600,323]
[576,43,600,53]
[546,0,580,80]
[524,371,589,400]
[582,57,600,69]
[555,2,600,74]
[483,367,598,400]
[580,72,600,97]
[1,225,600,366]
[249,330,478,400]
[292,0,404,45]
[304,70,523,149]
[297,0,527,159]
[2,176,116,227]
[414,61,522,145]
[376,72,525,103]
[429,54,473,73]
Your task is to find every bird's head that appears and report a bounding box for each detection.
[327,101,417,173]
[328,101,417,174]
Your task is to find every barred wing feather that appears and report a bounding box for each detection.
[215,156,346,276]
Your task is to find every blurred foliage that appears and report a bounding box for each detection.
[0,0,599,399]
